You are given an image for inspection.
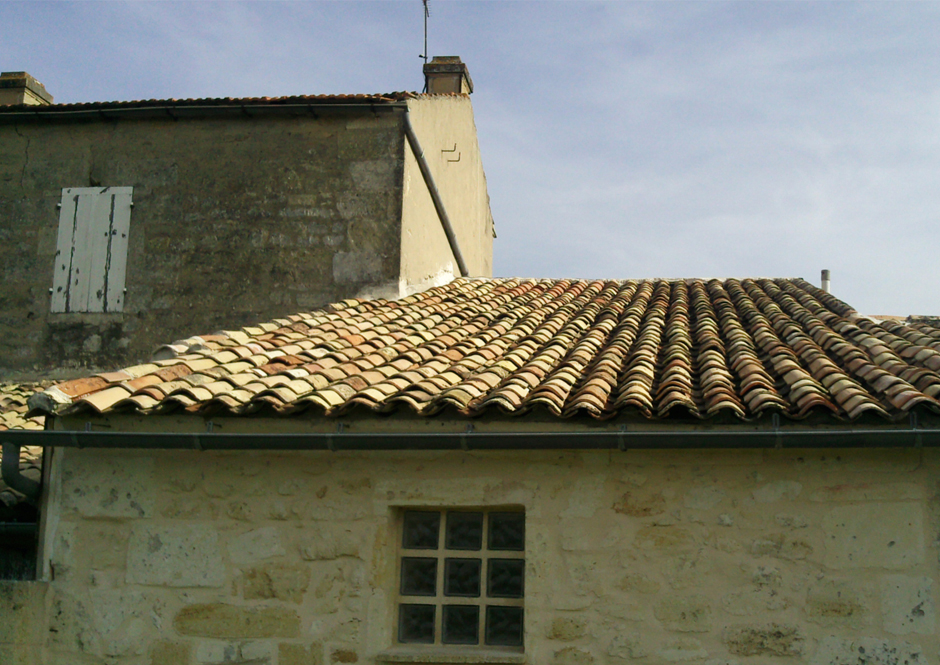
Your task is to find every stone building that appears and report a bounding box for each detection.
[4,275,940,664]
[0,59,493,382]
[4,62,940,665]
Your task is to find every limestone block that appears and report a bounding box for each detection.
[612,489,666,517]
[664,549,713,590]
[243,563,311,603]
[126,524,225,587]
[174,604,300,639]
[194,639,273,664]
[0,582,48,646]
[881,575,934,635]
[279,642,323,665]
[722,623,805,656]
[228,527,286,565]
[721,588,789,616]
[749,532,814,560]
[805,578,870,629]
[751,480,802,503]
[607,632,649,660]
[615,572,661,595]
[150,640,192,665]
[298,527,362,561]
[0,645,40,665]
[658,638,709,662]
[329,648,359,663]
[559,515,625,552]
[822,504,925,569]
[548,616,588,641]
[653,594,712,632]
[89,588,165,656]
[636,526,696,551]
[560,477,606,519]
[60,452,155,518]
[774,514,808,529]
[810,482,924,503]
[684,486,726,510]
[553,646,595,664]
[77,521,131,570]
[809,637,926,665]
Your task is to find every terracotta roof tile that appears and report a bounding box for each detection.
[27,278,940,423]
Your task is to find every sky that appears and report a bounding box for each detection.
[2,1,939,316]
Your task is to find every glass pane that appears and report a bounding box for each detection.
[444,558,481,597]
[487,559,524,598]
[485,606,524,647]
[446,512,483,550]
[401,557,438,596]
[443,605,480,644]
[403,511,441,549]
[399,604,435,643]
[488,512,525,551]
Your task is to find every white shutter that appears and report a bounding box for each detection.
[50,187,133,313]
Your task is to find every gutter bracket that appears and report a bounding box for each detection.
[192,434,203,451]
[772,413,782,449]
[911,411,923,449]
[618,425,628,452]
[460,424,473,451]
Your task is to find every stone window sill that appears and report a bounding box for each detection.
[375,647,525,664]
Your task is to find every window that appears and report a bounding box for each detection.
[51,186,133,313]
[397,509,524,649]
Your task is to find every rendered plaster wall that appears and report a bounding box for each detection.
[0,112,406,381]
[12,445,940,665]
[399,95,493,293]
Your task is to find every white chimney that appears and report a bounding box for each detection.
[821,269,831,293]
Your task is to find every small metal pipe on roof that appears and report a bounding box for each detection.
[1,442,41,502]
[401,109,470,277]
[821,269,831,293]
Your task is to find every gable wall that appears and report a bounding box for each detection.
[0,112,406,381]
[400,95,494,292]
[6,445,939,664]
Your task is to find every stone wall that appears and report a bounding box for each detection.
[0,111,406,380]
[10,445,940,664]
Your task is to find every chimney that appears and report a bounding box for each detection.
[423,56,473,94]
[821,269,831,293]
[0,72,53,106]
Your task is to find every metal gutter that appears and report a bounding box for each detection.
[1,442,41,501]
[401,109,470,277]
[2,428,938,451]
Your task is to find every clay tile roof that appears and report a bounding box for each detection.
[0,92,417,114]
[0,383,48,511]
[28,278,940,423]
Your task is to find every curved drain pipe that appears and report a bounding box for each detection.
[1,441,41,502]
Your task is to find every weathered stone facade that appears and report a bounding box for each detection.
[0,96,493,382]
[5,443,939,664]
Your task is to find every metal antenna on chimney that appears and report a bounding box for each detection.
[420,0,430,91]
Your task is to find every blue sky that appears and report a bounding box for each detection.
[3,1,939,315]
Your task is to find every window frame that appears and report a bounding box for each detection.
[393,507,525,653]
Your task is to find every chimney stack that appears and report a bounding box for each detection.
[821,269,831,293]
[423,56,473,94]
[0,72,53,106]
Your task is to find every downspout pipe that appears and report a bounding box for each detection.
[1,441,41,502]
[402,109,470,277]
